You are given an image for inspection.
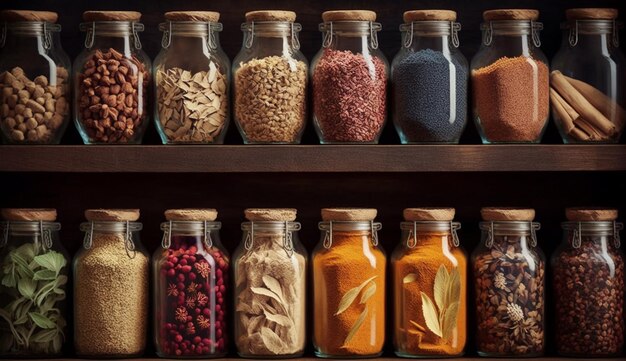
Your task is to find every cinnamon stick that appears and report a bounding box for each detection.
[570,126,591,141]
[574,117,606,141]
[563,74,625,132]
[550,87,576,133]
[550,71,616,136]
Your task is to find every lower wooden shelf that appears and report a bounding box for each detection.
[16,357,626,360]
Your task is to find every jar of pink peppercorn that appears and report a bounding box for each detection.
[311,10,389,144]
[153,209,229,358]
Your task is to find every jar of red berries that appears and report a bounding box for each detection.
[152,209,229,358]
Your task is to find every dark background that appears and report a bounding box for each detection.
[1,0,626,358]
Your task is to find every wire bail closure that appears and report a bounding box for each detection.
[203,221,213,249]
[161,21,172,48]
[82,21,143,49]
[483,20,542,47]
[0,22,6,48]
[614,221,623,248]
[161,220,172,248]
[405,221,461,248]
[569,20,620,48]
[39,220,53,250]
[573,222,582,248]
[323,221,381,249]
[124,220,136,259]
[1,222,9,248]
[42,21,52,50]
[83,222,94,249]
[244,21,255,49]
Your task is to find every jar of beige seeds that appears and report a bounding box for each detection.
[73,209,149,357]
[154,11,230,144]
[233,10,307,144]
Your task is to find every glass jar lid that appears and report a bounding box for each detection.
[563,208,622,247]
[480,207,539,246]
[319,208,381,248]
[319,10,381,48]
[400,10,460,47]
[161,208,221,248]
[0,10,58,49]
[1,208,60,248]
[401,207,460,247]
[241,10,301,49]
[563,8,620,47]
[80,11,144,49]
[159,11,222,50]
[480,9,542,46]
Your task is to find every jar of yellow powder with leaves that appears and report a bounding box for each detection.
[312,208,386,357]
[233,208,307,357]
[392,208,467,357]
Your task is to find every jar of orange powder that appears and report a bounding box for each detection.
[312,208,386,357]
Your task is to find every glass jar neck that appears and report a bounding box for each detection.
[400,21,460,51]
[160,21,221,52]
[320,21,380,50]
[482,20,542,51]
[161,220,220,250]
[401,221,460,250]
[563,20,620,49]
[319,221,381,248]
[562,221,622,249]
[480,221,540,248]
[241,21,300,51]
[2,22,53,52]
[242,221,299,256]
[1,221,60,249]
[81,21,143,52]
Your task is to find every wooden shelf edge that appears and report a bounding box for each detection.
[0,145,625,173]
[15,358,626,361]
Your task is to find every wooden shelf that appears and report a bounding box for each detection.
[16,357,626,361]
[1,145,625,173]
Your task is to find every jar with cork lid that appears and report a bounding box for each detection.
[232,11,307,144]
[391,208,467,357]
[153,209,229,358]
[391,10,468,144]
[552,208,624,356]
[0,10,71,144]
[551,9,625,143]
[471,207,545,357]
[154,12,230,144]
[0,208,69,357]
[233,208,307,358]
[73,11,151,144]
[471,10,549,144]
[311,10,389,144]
[73,209,149,357]
[312,208,386,357]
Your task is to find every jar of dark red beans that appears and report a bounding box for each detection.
[153,209,229,358]
[311,10,389,144]
[552,208,624,357]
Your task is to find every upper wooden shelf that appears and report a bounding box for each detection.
[0,145,624,173]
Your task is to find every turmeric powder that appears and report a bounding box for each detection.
[392,208,467,357]
[313,208,386,357]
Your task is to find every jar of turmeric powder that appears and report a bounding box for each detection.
[392,208,467,358]
[312,208,386,357]
[471,208,545,357]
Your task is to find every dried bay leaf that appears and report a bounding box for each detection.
[260,326,285,354]
[443,301,460,340]
[17,277,36,299]
[262,275,285,304]
[359,281,376,304]
[342,306,368,347]
[421,291,442,337]
[447,267,461,309]
[264,311,292,327]
[335,275,377,315]
[403,273,418,284]
[29,312,55,329]
[434,264,449,313]
[250,287,283,306]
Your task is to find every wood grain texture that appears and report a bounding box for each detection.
[1,145,625,172]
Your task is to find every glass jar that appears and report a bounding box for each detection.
[232,11,307,144]
[551,9,625,143]
[153,209,229,358]
[312,10,389,144]
[552,208,624,356]
[233,208,307,358]
[391,11,468,144]
[392,208,467,357]
[0,10,71,144]
[73,11,151,144]
[312,208,385,357]
[0,208,69,357]
[73,209,149,357]
[471,10,549,144]
[471,208,545,357]
[154,12,230,144]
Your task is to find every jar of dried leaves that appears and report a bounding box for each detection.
[312,208,386,357]
[153,209,230,358]
[73,209,149,357]
[552,208,624,357]
[233,208,307,357]
[0,209,68,357]
[392,208,467,357]
[471,208,545,357]
[153,12,230,144]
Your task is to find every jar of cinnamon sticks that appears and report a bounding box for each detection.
[551,8,625,143]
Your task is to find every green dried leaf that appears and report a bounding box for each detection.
[433,265,449,313]
[335,275,377,315]
[421,291,442,337]
[17,278,36,299]
[33,270,57,281]
[342,306,368,346]
[31,329,57,343]
[29,312,55,329]
[443,301,460,340]
[359,281,376,304]
[33,251,66,274]
[403,273,418,284]
[10,252,33,279]
[1,272,16,288]
[15,243,37,261]
[262,275,285,304]
[52,333,62,353]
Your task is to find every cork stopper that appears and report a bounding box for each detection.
[0,10,58,23]
[165,209,218,221]
[566,208,618,222]
[322,10,377,22]
[83,11,142,22]
[245,10,296,22]
[165,11,220,22]
[481,207,536,221]
[403,10,457,22]
[403,208,455,221]
[85,209,140,222]
[245,208,297,222]
[1,208,57,222]
[483,9,540,21]
[566,8,618,21]
[321,208,377,221]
